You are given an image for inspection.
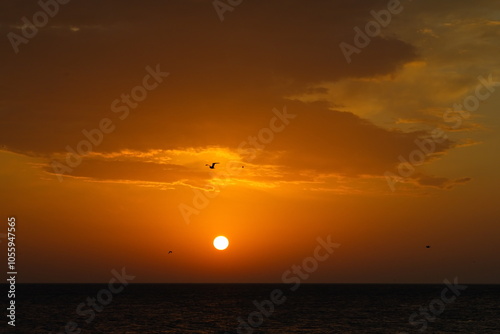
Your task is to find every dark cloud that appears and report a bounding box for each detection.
[1,0,470,188]
[415,174,472,189]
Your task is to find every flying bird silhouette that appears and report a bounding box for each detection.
[426,245,430,249]
[205,162,219,169]
[168,251,173,254]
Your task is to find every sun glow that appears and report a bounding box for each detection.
[213,236,229,250]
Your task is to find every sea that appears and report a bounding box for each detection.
[3,284,500,333]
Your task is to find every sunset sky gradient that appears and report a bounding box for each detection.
[1,0,499,283]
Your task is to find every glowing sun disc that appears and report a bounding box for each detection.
[213,236,229,250]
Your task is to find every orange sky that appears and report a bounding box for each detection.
[1,0,499,283]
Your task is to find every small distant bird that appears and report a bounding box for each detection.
[426,245,430,248]
[168,251,173,254]
[205,162,219,169]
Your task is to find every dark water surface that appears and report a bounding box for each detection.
[2,284,499,333]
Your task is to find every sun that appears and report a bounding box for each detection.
[213,236,229,250]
